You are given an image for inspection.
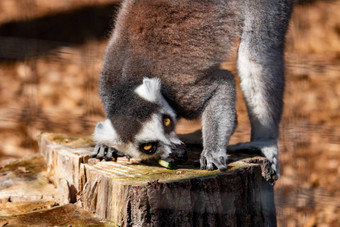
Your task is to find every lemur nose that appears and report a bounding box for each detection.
[167,143,188,164]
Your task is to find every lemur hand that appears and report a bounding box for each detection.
[91,143,125,161]
[200,149,228,171]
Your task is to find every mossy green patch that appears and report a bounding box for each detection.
[0,156,46,177]
[88,158,252,186]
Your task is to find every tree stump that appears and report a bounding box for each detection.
[40,133,277,227]
[0,156,107,226]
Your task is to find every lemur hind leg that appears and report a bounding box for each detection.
[229,0,293,179]
[200,69,236,171]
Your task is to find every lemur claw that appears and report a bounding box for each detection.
[91,144,123,161]
[90,144,102,158]
[199,150,228,171]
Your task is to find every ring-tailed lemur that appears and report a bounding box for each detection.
[91,0,293,179]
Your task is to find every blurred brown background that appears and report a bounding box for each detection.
[0,0,339,226]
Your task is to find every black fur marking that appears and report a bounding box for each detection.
[105,81,159,143]
[162,114,174,134]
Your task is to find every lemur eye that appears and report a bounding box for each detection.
[139,142,158,154]
[143,144,152,151]
[163,117,171,127]
[162,115,174,134]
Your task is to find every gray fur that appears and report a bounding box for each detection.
[229,0,293,179]
[93,0,293,178]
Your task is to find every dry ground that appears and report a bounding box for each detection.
[0,0,339,226]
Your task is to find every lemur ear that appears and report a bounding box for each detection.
[134,77,162,103]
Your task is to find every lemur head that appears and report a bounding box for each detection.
[93,77,188,163]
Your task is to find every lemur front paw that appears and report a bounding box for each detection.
[228,141,280,181]
[91,143,123,161]
[200,149,228,171]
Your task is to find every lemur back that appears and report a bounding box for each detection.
[100,0,240,116]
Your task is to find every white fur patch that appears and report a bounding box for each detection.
[134,77,162,103]
[135,77,177,120]
[93,119,121,145]
[135,114,170,145]
[237,46,272,130]
[117,142,142,159]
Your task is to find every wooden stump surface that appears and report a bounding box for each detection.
[38,133,277,227]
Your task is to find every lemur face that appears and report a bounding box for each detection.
[93,78,188,163]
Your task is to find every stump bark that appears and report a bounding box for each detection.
[39,133,277,227]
